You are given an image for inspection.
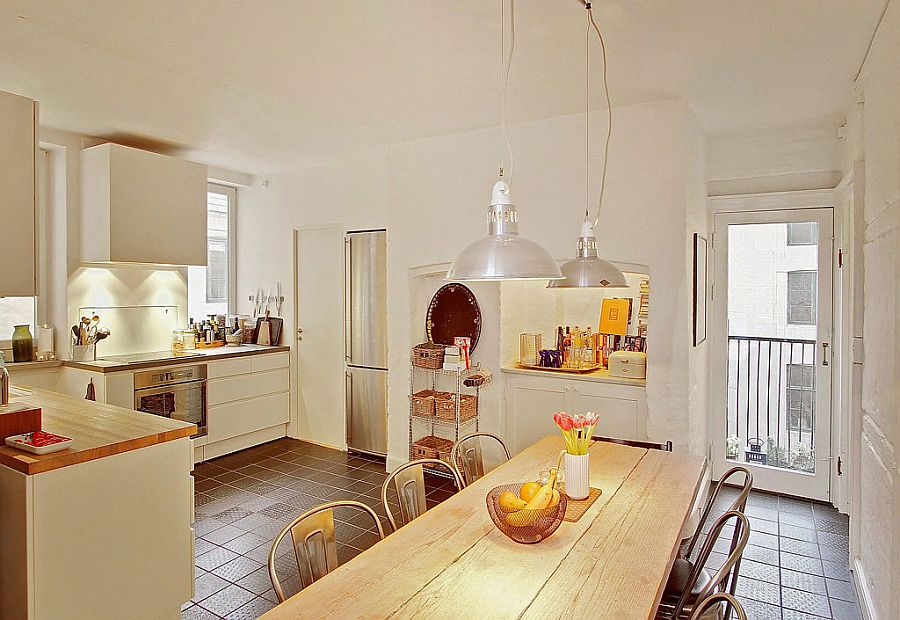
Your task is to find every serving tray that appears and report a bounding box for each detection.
[6,431,74,455]
[515,362,603,374]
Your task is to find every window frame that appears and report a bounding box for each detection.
[786,363,815,433]
[206,182,237,314]
[786,269,817,325]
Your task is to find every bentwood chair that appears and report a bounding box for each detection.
[451,432,511,487]
[677,466,752,616]
[381,458,462,531]
[656,510,750,620]
[688,593,747,620]
[591,435,673,451]
[267,500,385,602]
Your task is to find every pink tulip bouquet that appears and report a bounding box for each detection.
[553,411,599,455]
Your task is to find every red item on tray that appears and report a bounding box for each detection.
[13,431,70,447]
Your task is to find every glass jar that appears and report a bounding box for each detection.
[181,329,196,351]
[12,325,34,362]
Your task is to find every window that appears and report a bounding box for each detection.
[188,184,236,320]
[787,363,815,432]
[787,270,817,325]
[0,297,37,344]
[787,222,817,246]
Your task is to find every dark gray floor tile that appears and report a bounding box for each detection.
[202,524,246,546]
[211,555,263,582]
[198,584,256,617]
[236,565,275,595]
[781,587,832,617]
[196,546,240,572]
[781,537,820,558]
[818,545,848,564]
[779,497,814,514]
[815,518,849,536]
[829,598,862,620]
[780,552,824,575]
[181,604,221,620]
[192,571,230,603]
[750,516,780,536]
[194,537,217,557]
[224,596,276,619]
[782,610,829,620]
[824,577,856,602]
[736,576,781,605]
[780,523,818,543]
[211,507,253,526]
[781,568,827,595]
[740,558,780,584]
[744,543,781,565]
[780,511,817,529]
[817,531,849,551]
[745,504,780,522]
[221,531,268,555]
[750,530,780,550]
[821,558,850,581]
[737,597,783,620]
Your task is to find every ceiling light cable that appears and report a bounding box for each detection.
[499,0,516,185]
[585,3,612,230]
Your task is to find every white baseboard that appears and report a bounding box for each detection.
[852,558,879,620]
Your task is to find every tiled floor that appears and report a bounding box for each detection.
[184,438,861,620]
[702,485,861,619]
[182,437,456,619]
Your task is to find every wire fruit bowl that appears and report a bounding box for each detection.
[486,483,567,544]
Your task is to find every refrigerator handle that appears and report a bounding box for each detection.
[345,371,353,447]
[344,235,352,364]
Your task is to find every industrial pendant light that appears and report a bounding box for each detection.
[548,1,627,289]
[447,0,562,282]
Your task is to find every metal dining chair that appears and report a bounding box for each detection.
[267,500,385,602]
[677,465,752,616]
[591,435,673,451]
[381,458,462,531]
[656,510,750,620]
[688,593,747,620]
[451,432,511,487]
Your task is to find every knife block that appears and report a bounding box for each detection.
[0,403,42,440]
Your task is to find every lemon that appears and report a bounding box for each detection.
[519,481,542,502]
[498,491,527,513]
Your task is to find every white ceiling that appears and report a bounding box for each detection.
[0,0,885,174]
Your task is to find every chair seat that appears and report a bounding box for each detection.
[662,558,713,605]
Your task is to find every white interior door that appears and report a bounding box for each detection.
[294,225,346,449]
[711,208,834,501]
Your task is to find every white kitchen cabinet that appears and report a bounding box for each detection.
[81,143,207,265]
[0,90,38,296]
[203,353,291,456]
[503,371,648,455]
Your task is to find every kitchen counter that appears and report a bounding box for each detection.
[3,359,63,371]
[63,343,291,373]
[501,364,647,387]
[0,387,195,475]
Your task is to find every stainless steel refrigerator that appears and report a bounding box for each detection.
[345,229,388,456]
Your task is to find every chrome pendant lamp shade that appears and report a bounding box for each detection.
[447,181,562,281]
[447,0,561,282]
[549,0,627,289]
[548,219,627,288]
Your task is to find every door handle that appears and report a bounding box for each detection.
[345,371,353,444]
[822,342,829,366]
[297,328,304,334]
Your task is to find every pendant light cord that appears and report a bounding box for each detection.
[499,0,515,186]
[581,2,612,230]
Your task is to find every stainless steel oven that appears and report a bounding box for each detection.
[133,364,207,438]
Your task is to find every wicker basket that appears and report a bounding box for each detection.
[412,342,445,369]
[410,390,438,417]
[411,435,454,460]
[435,393,478,422]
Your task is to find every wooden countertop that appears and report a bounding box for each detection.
[0,388,196,475]
[63,344,291,373]
[261,436,705,620]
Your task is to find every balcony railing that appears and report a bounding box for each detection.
[726,335,817,472]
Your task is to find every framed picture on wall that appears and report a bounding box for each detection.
[692,233,708,347]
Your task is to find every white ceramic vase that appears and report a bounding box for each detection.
[564,452,590,500]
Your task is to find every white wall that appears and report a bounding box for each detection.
[707,116,842,196]
[842,4,900,619]
[237,98,708,466]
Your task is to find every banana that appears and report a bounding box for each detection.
[506,468,559,527]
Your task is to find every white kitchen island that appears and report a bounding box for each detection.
[0,388,196,620]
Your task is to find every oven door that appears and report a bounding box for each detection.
[134,381,207,437]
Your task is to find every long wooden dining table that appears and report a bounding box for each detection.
[260,435,706,619]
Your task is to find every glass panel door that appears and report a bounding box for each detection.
[713,209,833,500]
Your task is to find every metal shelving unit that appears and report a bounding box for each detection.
[409,363,480,479]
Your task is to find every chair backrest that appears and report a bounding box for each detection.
[684,466,752,559]
[688,593,747,620]
[673,510,750,618]
[592,435,673,452]
[268,500,384,602]
[451,432,512,487]
[381,458,462,531]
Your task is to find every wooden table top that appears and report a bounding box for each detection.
[260,436,706,620]
[0,388,195,475]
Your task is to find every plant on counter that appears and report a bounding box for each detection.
[553,411,599,456]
